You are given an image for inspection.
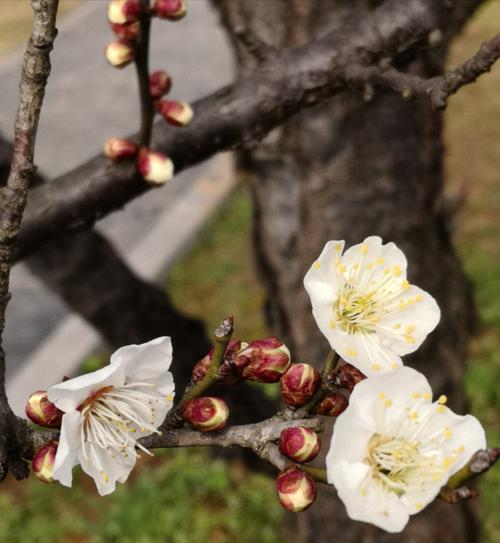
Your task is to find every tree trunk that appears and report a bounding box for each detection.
[216,0,479,541]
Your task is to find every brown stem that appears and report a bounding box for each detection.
[135,0,154,146]
[0,0,59,481]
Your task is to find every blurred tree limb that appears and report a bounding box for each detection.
[12,0,500,261]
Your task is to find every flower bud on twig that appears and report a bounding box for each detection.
[332,363,366,392]
[236,337,291,383]
[105,40,135,68]
[108,0,143,25]
[32,442,58,483]
[279,427,321,463]
[25,391,63,429]
[110,21,140,42]
[137,148,174,185]
[157,100,193,127]
[314,392,348,417]
[276,467,317,512]
[149,70,172,99]
[191,340,243,384]
[181,397,229,432]
[104,138,138,161]
[280,363,320,406]
[153,0,186,20]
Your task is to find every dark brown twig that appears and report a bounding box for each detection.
[134,0,154,146]
[0,0,59,481]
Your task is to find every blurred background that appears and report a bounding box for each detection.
[0,1,498,542]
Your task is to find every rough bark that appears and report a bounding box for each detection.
[216,0,482,542]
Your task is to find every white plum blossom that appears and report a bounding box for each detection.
[304,236,440,376]
[47,336,175,496]
[326,367,486,533]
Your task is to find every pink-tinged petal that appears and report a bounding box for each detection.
[110,336,173,382]
[47,364,125,413]
[53,411,82,488]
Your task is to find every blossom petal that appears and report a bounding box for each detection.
[377,285,440,356]
[110,336,173,382]
[342,237,408,284]
[53,411,82,488]
[78,443,136,496]
[47,363,125,413]
[304,240,346,297]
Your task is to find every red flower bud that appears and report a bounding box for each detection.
[279,427,320,463]
[32,442,58,483]
[181,397,229,432]
[108,0,143,25]
[314,392,348,417]
[110,21,140,42]
[280,363,320,406]
[104,138,138,161]
[276,467,316,512]
[105,40,135,68]
[153,0,186,20]
[332,363,366,392]
[25,391,63,429]
[149,70,172,99]
[137,148,174,185]
[236,337,291,383]
[157,100,193,127]
[191,340,243,384]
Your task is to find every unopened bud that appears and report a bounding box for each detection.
[236,337,291,383]
[104,138,138,161]
[105,40,135,68]
[157,100,193,127]
[191,340,243,384]
[137,148,174,185]
[25,391,63,429]
[181,397,229,432]
[153,0,186,20]
[332,363,366,392]
[314,392,348,417]
[276,467,316,512]
[108,0,143,25]
[279,427,320,463]
[32,442,58,483]
[110,21,140,42]
[280,363,320,406]
[149,70,172,99]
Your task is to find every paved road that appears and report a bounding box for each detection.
[0,0,233,376]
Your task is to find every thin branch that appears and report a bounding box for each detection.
[161,316,234,429]
[0,0,59,481]
[134,0,154,146]
[344,33,500,109]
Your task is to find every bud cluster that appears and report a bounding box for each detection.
[25,390,63,429]
[32,442,58,483]
[279,427,320,463]
[280,363,319,406]
[276,467,316,512]
[236,337,291,383]
[181,397,229,432]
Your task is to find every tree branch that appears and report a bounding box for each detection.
[15,0,467,260]
[344,33,500,109]
[0,0,59,481]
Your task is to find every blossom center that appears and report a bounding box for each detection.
[334,286,379,334]
[78,382,169,483]
[367,434,433,496]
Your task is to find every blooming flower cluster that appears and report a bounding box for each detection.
[24,235,488,533]
[304,237,486,532]
[43,337,174,495]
